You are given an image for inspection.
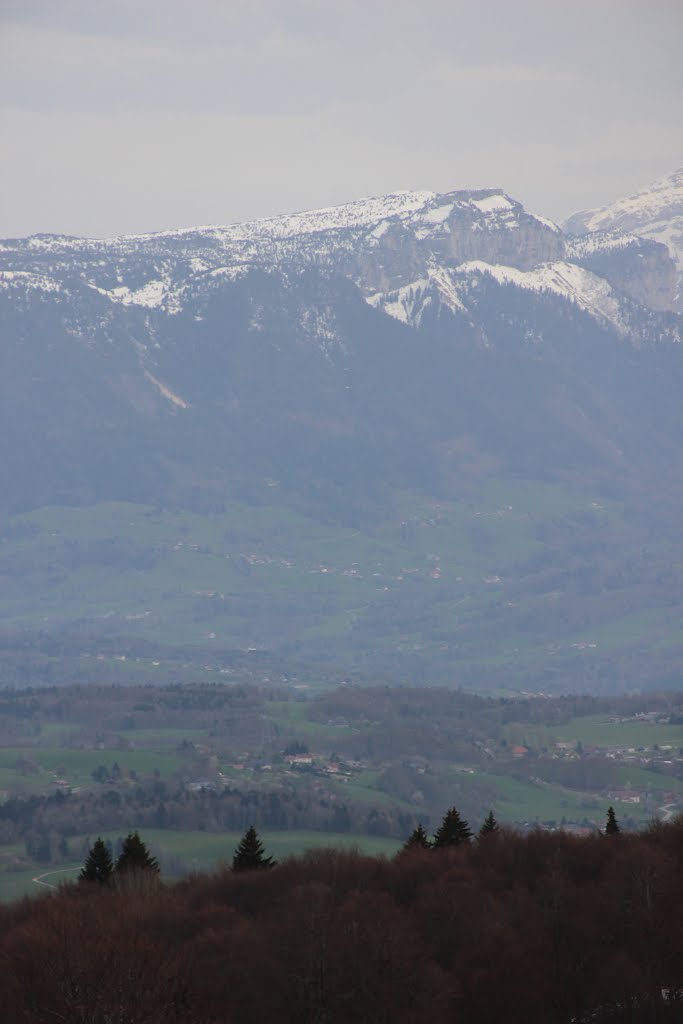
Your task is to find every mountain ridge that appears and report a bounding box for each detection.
[2,170,683,690]
[563,167,683,312]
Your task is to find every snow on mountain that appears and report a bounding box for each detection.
[3,177,683,528]
[0,269,62,294]
[368,259,629,336]
[458,260,629,334]
[565,231,678,312]
[0,186,564,321]
[367,277,435,326]
[1,180,679,348]
[564,168,683,311]
[564,169,683,236]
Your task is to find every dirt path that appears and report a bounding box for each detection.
[31,866,80,892]
[658,801,678,823]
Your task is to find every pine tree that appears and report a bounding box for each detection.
[232,825,275,871]
[115,831,160,875]
[79,836,113,885]
[604,806,620,836]
[432,807,472,848]
[401,823,432,852]
[478,810,500,838]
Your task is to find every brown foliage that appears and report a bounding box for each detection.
[2,819,683,1022]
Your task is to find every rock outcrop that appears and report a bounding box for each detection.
[565,231,678,312]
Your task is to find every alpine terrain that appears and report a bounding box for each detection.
[2,168,683,692]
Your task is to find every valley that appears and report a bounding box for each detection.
[0,682,681,901]
[2,476,682,692]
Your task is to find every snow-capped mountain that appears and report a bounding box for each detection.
[2,175,683,517]
[0,186,563,312]
[2,180,675,342]
[564,168,683,312]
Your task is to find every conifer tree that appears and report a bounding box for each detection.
[232,825,275,871]
[115,831,160,875]
[604,806,620,836]
[79,836,113,885]
[401,823,431,852]
[478,810,500,838]
[432,807,472,848]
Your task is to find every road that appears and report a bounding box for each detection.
[658,801,678,823]
[31,866,80,892]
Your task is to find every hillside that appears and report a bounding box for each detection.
[2,821,683,1023]
[2,173,683,691]
[564,167,683,312]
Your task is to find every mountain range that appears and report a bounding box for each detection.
[1,168,683,691]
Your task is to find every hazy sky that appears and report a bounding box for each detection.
[1,0,681,238]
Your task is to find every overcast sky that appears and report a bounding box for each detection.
[1,0,681,238]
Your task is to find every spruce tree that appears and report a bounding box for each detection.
[432,807,472,848]
[232,825,275,871]
[115,831,160,875]
[401,823,432,852]
[79,836,113,885]
[604,806,620,836]
[478,810,500,838]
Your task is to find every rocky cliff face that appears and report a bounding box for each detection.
[565,232,678,312]
[564,168,683,312]
[341,189,564,294]
[0,176,682,550]
[0,186,563,309]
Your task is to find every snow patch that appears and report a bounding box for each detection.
[368,220,391,241]
[367,266,465,327]
[427,265,466,313]
[367,279,430,325]
[110,280,166,308]
[0,270,61,293]
[419,203,454,226]
[138,190,436,246]
[207,264,252,281]
[472,194,514,215]
[459,260,628,334]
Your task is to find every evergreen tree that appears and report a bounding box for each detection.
[604,806,620,836]
[79,836,113,886]
[401,823,432,852]
[432,807,472,849]
[115,831,159,875]
[232,825,275,871]
[478,810,500,838]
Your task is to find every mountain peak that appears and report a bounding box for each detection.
[564,167,683,236]
[563,167,683,312]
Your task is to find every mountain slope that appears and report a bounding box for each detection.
[2,179,682,516]
[564,168,683,311]
[2,178,683,691]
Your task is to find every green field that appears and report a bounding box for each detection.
[0,746,183,794]
[457,770,605,823]
[548,715,683,750]
[3,483,678,691]
[0,828,401,903]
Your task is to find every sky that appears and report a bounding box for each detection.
[1,0,682,238]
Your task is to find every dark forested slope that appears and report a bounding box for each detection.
[2,819,683,1023]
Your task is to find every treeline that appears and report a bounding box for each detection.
[1,781,418,866]
[2,818,683,1022]
[0,629,309,689]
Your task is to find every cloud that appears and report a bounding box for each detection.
[0,0,681,236]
